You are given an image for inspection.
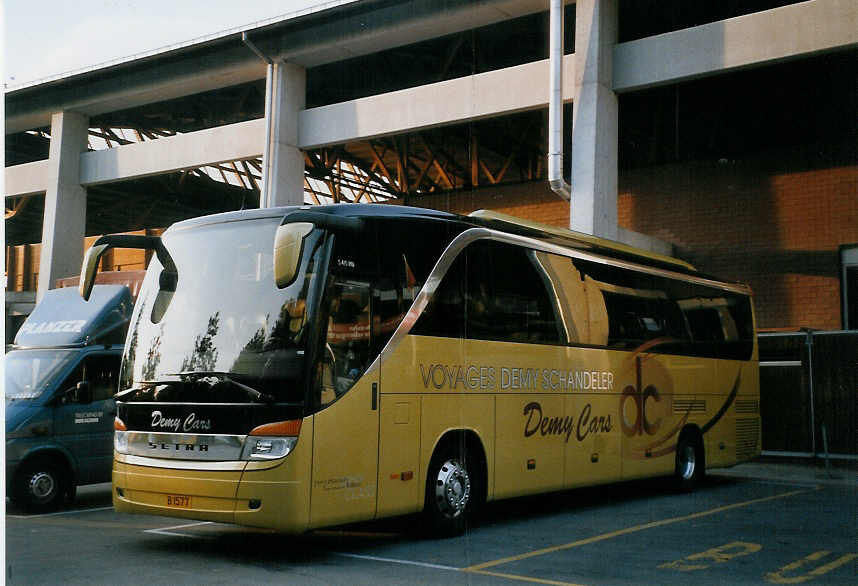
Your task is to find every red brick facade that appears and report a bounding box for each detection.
[619,159,857,330]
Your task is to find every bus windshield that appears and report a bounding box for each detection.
[119,217,326,405]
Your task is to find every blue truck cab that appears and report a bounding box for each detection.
[5,285,133,511]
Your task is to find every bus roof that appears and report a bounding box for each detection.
[465,210,697,273]
[165,203,460,233]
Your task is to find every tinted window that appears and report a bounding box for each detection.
[602,292,689,349]
[316,278,373,408]
[329,217,465,351]
[574,259,754,359]
[374,219,463,352]
[313,218,463,409]
[413,240,563,344]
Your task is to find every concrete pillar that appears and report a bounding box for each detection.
[571,0,618,239]
[37,111,89,302]
[261,62,306,207]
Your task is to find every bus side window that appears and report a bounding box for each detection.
[318,280,372,407]
[413,241,563,344]
[411,253,467,339]
[679,292,753,359]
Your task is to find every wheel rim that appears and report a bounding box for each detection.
[678,443,696,480]
[434,459,471,519]
[28,471,57,502]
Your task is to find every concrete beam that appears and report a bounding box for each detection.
[617,227,673,257]
[5,160,49,197]
[614,0,858,92]
[261,63,306,207]
[271,0,555,67]
[5,0,552,134]
[8,59,573,193]
[37,112,89,300]
[79,119,265,186]
[571,0,618,239]
[299,56,575,149]
[6,52,267,135]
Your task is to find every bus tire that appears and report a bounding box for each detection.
[424,444,475,536]
[14,458,68,513]
[673,431,704,492]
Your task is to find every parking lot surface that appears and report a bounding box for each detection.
[6,460,856,585]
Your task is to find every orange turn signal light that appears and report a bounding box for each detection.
[114,417,127,431]
[249,419,302,437]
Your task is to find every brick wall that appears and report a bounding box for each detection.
[4,228,162,293]
[618,158,858,330]
[393,182,570,227]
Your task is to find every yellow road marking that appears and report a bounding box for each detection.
[465,488,816,572]
[765,551,858,584]
[468,569,586,585]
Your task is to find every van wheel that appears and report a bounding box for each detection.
[14,460,67,512]
[673,432,704,492]
[425,446,474,536]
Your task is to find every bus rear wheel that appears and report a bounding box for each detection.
[425,446,474,536]
[673,432,704,492]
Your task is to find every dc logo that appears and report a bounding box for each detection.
[620,355,663,437]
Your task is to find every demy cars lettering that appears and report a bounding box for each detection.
[182,412,212,432]
[150,410,212,432]
[523,401,612,443]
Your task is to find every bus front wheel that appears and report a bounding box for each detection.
[425,446,474,536]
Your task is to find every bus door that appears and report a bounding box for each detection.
[310,279,379,527]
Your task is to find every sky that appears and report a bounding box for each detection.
[3,0,346,88]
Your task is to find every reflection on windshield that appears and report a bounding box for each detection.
[180,312,220,373]
[4,350,77,399]
[120,217,324,404]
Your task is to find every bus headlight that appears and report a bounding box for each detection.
[241,419,302,461]
[241,436,297,460]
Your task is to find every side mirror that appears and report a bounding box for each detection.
[73,381,92,404]
[273,222,314,289]
[78,234,175,301]
[79,243,110,301]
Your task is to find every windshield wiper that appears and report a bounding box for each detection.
[169,371,276,404]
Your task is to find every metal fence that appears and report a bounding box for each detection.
[759,330,858,460]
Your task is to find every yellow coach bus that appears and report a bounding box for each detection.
[80,204,759,535]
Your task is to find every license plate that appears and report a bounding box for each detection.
[165,494,192,508]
